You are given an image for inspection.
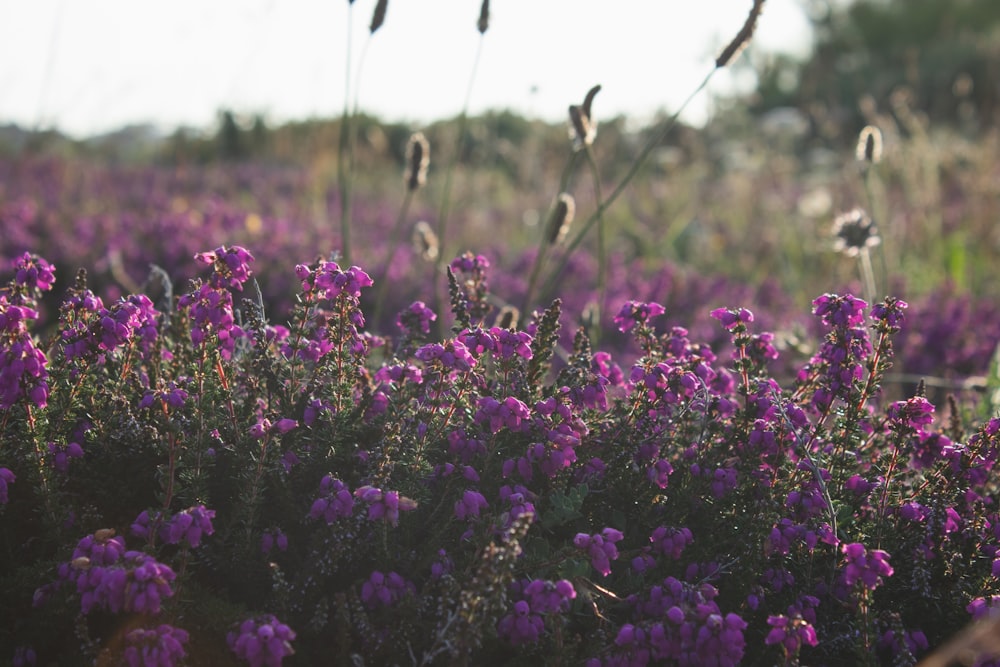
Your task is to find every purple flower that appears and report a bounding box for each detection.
[227,615,296,667]
[194,245,255,291]
[454,489,489,520]
[397,301,437,336]
[840,542,893,592]
[309,475,354,523]
[123,624,190,667]
[710,306,754,332]
[353,485,417,526]
[12,252,56,293]
[162,505,215,548]
[574,528,623,577]
[360,570,414,609]
[812,293,867,328]
[614,300,666,333]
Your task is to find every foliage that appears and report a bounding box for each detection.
[2,247,1000,665]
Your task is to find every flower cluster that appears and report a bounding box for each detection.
[353,485,418,526]
[360,570,415,609]
[54,531,176,615]
[497,578,576,645]
[123,624,190,667]
[227,615,296,667]
[574,528,624,577]
[308,475,355,523]
[0,295,49,410]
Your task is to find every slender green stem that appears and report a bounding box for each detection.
[539,68,716,305]
[858,247,877,306]
[336,4,355,265]
[583,145,607,310]
[432,34,486,336]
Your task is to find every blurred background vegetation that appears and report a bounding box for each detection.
[2,0,999,322]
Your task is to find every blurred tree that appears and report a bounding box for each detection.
[217,109,245,161]
[750,0,1000,137]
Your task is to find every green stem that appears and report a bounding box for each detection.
[336,4,355,264]
[432,34,485,337]
[539,68,716,304]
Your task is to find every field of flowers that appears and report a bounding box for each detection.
[4,2,1000,666]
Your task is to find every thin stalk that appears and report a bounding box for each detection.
[539,69,716,305]
[335,3,355,264]
[583,145,607,311]
[432,34,486,336]
[858,247,877,306]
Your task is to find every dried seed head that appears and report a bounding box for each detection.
[405,132,430,191]
[568,107,595,152]
[716,0,766,68]
[856,125,883,165]
[832,207,880,257]
[370,0,388,33]
[582,84,601,121]
[568,85,601,151]
[496,305,519,330]
[477,0,490,34]
[545,193,576,245]
[412,220,439,262]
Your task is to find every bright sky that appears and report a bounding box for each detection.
[0,1,813,138]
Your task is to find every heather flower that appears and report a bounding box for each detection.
[12,252,56,296]
[765,613,818,658]
[840,542,893,592]
[227,615,296,667]
[650,526,693,560]
[871,296,907,334]
[177,281,246,355]
[396,300,436,336]
[574,528,623,577]
[0,298,49,410]
[123,624,190,667]
[162,505,216,548]
[475,395,531,433]
[194,245,255,291]
[887,395,935,432]
[812,293,867,328]
[353,485,417,526]
[309,475,354,523]
[414,339,476,372]
[614,300,665,333]
[11,646,36,667]
[454,489,488,520]
[0,467,15,504]
[360,570,414,609]
[46,441,84,474]
[710,306,753,332]
[831,208,880,257]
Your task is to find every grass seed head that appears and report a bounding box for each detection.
[545,193,576,245]
[716,0,765,68]
[405,132,430,191]
[412,221,439,262]
[856,125,883,165]
[370,0,388,33]
[478,0,490,34]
